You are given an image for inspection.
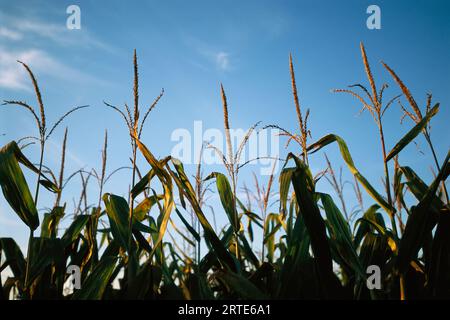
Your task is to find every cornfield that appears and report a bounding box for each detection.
[0,43,448,300]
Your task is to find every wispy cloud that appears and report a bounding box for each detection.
[215,52,230,71]
[0,12,115,52]
[46,138,87,169]
[0,46,110,91]
[0,47,41,90]
[202,49,232,71]
[181,35,233,72]
[0,9,115,91]
[0,26,23,40]
[17,19,113,52]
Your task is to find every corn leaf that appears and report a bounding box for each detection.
[205,172,239,233]
[72,256,118,300]
[386,103,439,161]
[397,151,449,273]
[307,134,394,213]
[0,238,26,279]
[287,153,339,298]
[40,206,65,238]
[61,214,90,247]
[175,208,200,242]
[134,138,174,261]
[0,141,40,230]
[169,159,236,271]
[216,270,268,299]
[103,193,130,252]
[320,193,365,278]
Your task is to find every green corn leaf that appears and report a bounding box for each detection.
[205,172,239,233]
[386,103,439,161]
[126,262,162,299]
[353,204,383,245]
[134,194,163,221]
[307,134,394,213]
[130,157,171,199]
[170,218,196,247]
[263,213,282,245]
[133,220,157,234]
[169,158,236,271]
[132,228,153,254]
[279,167,295,217]
[355,232,391,299]
[40,206,65,238]
[130,170,154,199]
[215,270,268,299]
[38,179,60,193]
[199,226,234,273]
[238,232,260,268]
[400,166,445,211]
[10,141,58,193]
[0,141,40,230]
[175,208,200,242]
[72,256,118,300]
[236,198,263,226]
[61,214,90,247]
[28,237,64,287]
[397,151,449,273]
[427,209,450,298]
[103,193,130,252]
[320,193,365,278]
[287,153,338,298]
[135,138,174,261]
[0,238,26,279]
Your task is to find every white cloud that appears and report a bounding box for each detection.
[181,35,232,72]
[0,46,109,91]
[0,48,37,90]
[46,138,87,169]
[204,50,232,71]
[215,52,230,71]
[16,19,113,51]
[0,27,23,40]
[199,48,233,72]
[0,11,114,91]
[0,12,115,53]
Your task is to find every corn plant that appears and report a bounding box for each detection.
[0,45,448,300]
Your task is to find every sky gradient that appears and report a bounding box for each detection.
[0,0,449,252]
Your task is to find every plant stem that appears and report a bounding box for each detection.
[378,118,405,300]
[261,216,266,262]
[424,131,449,203]
[24,140,45,298]
[195,210,200,267]
[400,275,406,300]
[128,141,137,281]
[377,119,398,237]
[34,142,45,205]
[23,229,34,298]
[231,176,240,262]
[197,235,201,268]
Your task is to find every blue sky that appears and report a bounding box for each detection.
[0,0,449,253]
